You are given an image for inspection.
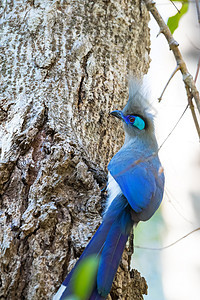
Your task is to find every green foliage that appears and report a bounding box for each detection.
[64,255,99,300]
[167,0,189,34]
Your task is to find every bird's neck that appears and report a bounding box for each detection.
[124,132,158,152]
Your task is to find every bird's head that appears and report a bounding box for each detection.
[110,78,155,143]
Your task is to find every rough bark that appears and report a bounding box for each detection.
[0,0,150,299]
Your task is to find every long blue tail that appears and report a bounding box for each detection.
[54,195,134,300]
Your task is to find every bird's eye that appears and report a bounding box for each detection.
[126,115,146,130]
[129,116,135,123]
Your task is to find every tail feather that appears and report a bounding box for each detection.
[54,195,133,300]
[60,219,113,299]
[97,211,133,297]
[89,288,105,300]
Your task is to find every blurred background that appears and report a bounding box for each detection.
[133,1,200,299]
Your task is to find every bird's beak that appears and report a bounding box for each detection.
[110,110,124,121]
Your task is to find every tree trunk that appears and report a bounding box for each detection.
[0,0,150,299]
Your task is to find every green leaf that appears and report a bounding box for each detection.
[73,255,99,300]
[167,1,189,34]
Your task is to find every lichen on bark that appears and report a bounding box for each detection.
[0,0,150,299]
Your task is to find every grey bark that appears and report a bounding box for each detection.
[0,0,150,299]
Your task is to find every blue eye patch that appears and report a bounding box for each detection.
[124,115,146,130]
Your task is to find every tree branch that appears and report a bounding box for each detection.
[144,0,200,125]
[194,55,200,83]
[135,227,200,251]
[195,0,200,24]
[185,85,200,139]
[158,65,180,102]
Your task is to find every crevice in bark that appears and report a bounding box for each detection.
[61,239,73,282]
[78,76,85,110]
[60,209,75,281]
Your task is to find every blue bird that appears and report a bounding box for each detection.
[54,79,165,300]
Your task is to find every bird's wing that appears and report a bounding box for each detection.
[108,152,157,213]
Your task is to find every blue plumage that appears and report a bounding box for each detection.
[89,289,105,300]
[97,202,133,297]
[108,154,156,213]
[54,79,165,300]
[60,221,113,298]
